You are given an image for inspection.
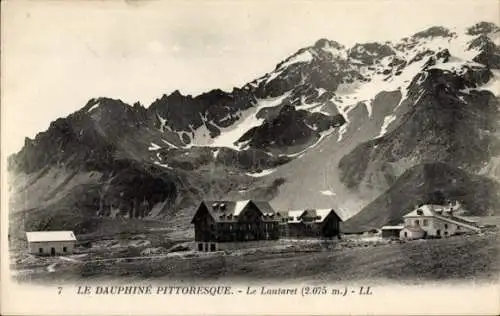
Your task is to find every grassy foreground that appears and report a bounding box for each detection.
[13,231,500,285]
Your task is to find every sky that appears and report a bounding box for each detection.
[1,0,499,155]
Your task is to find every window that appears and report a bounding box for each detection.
[444,224,448,229]
[444,231,448,236]
[423,219,428,226]
[457,226,460,230]
[39,248,43,253]
[210,244,216,252]
[415,220,420,225]
[63,247,67,253]
[404,232,408,237]
[198,243,203,251]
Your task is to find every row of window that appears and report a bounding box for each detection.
[198,243,216,252]
[39,247,67,253]
[403,230,450,237]
[413,220,460,230]
[279,218,324,223]
[203,232,275,243]
[414,219,429,226]
[197,233,273,252]
[211,223,277,231]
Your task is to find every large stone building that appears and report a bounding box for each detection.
[399,202,481,240]
[191,200,280,252]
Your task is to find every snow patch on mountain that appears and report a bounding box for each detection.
[320,190,336,196]
[296,101,323,112]
[265,69,284,84]
[332,41,457,141]
[316,88,327,97]
[156,113,168,132]
[210,92,291,149]
[448,33,483,61]
[334,67,413,121]
[161,138,178,148]
[153,161,172,169]
[322,45,347,60]
[148,142,161,151]
[245,169,276,177]
[87,103,100,113]
[428,60,484,74]
[397,30,482,64]
[377,114,397,138]
[279,50,314,69]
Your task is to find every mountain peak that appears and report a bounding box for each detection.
[83,97,131,114]
[170,89,184,97]
[466,21,500,36]
[156,90,192,103]
[348,42,395,64]
[412,26,455,39]
[314,38,345,50]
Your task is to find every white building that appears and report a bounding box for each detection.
[26,231,77,256]
[400,203,481,240]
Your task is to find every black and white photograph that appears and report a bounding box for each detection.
[1,0,499,314]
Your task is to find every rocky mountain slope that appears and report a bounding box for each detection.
[8,22,500,236]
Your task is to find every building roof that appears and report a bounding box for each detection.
[233,200,250,216]
[381,225,404,230]
[452,215,478,224]
[278,208,342,224]
[403,205,438,217]
[302,209,333,223]
[438,213,481,231]
[195,200,277,223]
[310,209,333,222]
[253,201,276,216]
[26,231,76,243]
[277,210,306,223]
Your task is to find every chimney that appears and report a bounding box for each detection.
[434,206,442,215]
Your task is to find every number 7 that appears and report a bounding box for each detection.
[58,287,62,294]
